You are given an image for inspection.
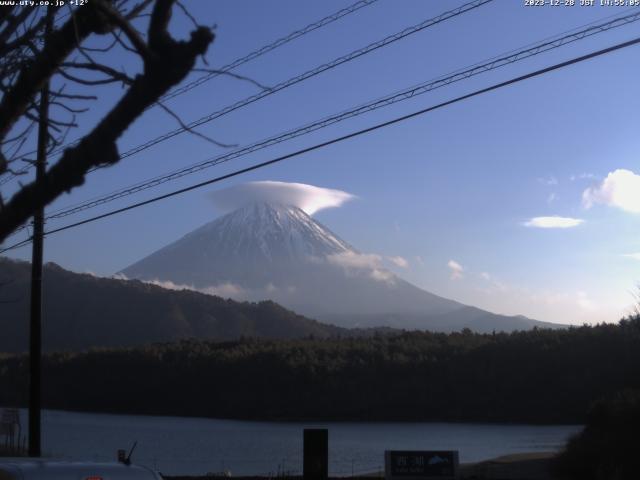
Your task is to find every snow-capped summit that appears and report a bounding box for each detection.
[123,202,354,287]
[196,202,353,262]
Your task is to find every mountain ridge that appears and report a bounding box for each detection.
[0,257,347,353]
[121,201,565,331]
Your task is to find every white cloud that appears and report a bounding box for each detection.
[448,260,464,280]
[547,193,557,204]
[523,216,584,229]
[472,278,609,324]
[113,275,301,303]
[327,251,382,269]
[525,290,598,315]
[370,269,395,283]
[622,253,640,261]
[327,251,395,284]
[142,279,188,291]
[577,291,595,311]
[538,176,558,186]
[142,278,246,298]
[203,283,246,297]
[415,256,425,266]
[478,271,507,292]
[583,169,640,213]
[570,172,597,182]
[388,256,409,268]
[210,181,355,216]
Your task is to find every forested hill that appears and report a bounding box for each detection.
[1,319,639,424]
[0,257,346,353]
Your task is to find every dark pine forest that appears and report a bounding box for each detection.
[1,318,639,424]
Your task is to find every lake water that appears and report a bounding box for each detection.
[13,409,581,476]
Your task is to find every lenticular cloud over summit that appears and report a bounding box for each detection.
[210,181,355,215]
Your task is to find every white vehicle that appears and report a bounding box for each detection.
[0,458,162,480]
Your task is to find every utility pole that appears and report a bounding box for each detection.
[28,7,52,458]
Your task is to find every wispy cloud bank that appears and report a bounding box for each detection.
[473,271,608,324]
[210,181,355,215]
[479,271,507,292]
[327,251,395,284]
[118,276,302,302]
[523,216,584,229]
[570,172,597,182]
[576,291,595,311]
[583,169,640,213]
[538,176,558,186]
[448,260,464,280]
[139,278,246,298]
[388,256,409,268]
[327,251,382,269]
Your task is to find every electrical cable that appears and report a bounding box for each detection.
[3,33,638,253]
[42,10,640,222]
[0,0,381,183]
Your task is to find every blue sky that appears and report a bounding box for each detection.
[3,0,640,325]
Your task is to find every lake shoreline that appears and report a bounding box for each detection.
[4,408,580,476]
[1,404,585,427]
[163,451,559,480]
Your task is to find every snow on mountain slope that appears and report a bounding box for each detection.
[205,202,353,261]
[123,202,353,287]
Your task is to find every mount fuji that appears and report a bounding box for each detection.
[122,202,561,332]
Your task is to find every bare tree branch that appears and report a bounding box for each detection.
[192,67,271,91]
[50,91,98,101]
[124,0,154,20]
[0,8,33,52]
[0,0,215,242]
[50,100,89,114]
[57,67,131,86]
[93,0,151,59]
[156,100,237,149]
[0,4,108,144]
[176,1,198,29]
[60,62,134,85]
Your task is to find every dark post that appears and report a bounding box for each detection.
[303,429,328,480]
[28,8,51,458]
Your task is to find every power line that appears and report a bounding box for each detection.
[3,0,494,199]
[15,1,634,189]
[158,0,381,103]
[13,0,490,182]
[3,33,638,254]
[1,236,33,254]
[109,0,494,163]
[40,10,640,223]
[0,0,381,184]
